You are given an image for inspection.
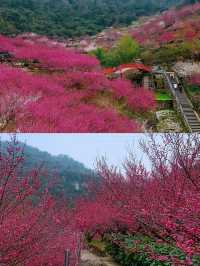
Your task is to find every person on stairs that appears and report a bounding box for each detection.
[178,83,183,93]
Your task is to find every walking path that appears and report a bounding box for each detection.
[80,249,120,266]
[160,68,200,132]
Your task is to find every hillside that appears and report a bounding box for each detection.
[0,0,194,38]
[1,141,95,198]
[77,2,200,64]
[129,2,200,65]
[0,34,156,133]
[0,3,200,133]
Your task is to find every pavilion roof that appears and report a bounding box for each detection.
[104,63,151,75]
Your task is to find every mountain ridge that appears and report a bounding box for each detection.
[1,140,96,198]
[0,0,196,38]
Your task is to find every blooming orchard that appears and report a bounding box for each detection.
[0,35,155,133]
[131,3,200,47]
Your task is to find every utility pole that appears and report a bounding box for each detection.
[76,238,81,266]
[64,249,70,266]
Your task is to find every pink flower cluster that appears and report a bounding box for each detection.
[190,74,200,86]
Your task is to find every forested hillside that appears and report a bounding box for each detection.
[0,0,196,37]
[1,141,95,198]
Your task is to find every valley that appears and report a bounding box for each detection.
[0,2,200,132]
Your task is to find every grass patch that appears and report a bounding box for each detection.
[89,239,107,252]
[156,91,172,101]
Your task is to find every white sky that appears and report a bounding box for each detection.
[0,133,151,169]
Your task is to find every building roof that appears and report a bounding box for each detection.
[104,63,151,75]
[118,63,151,72]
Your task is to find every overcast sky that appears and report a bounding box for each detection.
[0,134,152,169]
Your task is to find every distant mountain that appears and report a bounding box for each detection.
[0,0,197,38]
[1,141,96,199]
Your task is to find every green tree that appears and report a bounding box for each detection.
[91,35,140,67]
[114,35,140,64]
[90,48,107,64]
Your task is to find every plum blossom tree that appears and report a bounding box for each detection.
[0,137,82,266]
[111,79,156,113]
[162,10,176,27]
[159,32,175,45]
